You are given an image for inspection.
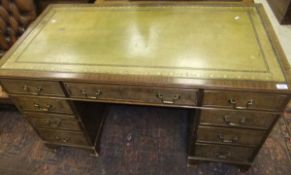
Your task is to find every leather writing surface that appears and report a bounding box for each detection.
[0,5,285,82]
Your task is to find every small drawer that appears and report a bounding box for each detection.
[199,109,278,129]
[196,126,265,147]
[193,143,254,163]
[12,96,73,114]
[1,79,65,97]
[37,129,90,146]
[64,83,198,106]
[202,90,288,111]
[24,112,81,131]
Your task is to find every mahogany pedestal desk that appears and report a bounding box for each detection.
[0,2,290,169]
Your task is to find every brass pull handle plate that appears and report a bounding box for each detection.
[23,84,43,95]
[45,119,61,128]
[215,151,231,160]
[55,136,71,143]
[223,115,246,126]
[217,133,239,144]
[33,103,52,112]
[228,98,255,110]
[23,84,28,92]
[156,93,180,104]
[81,89,102,99]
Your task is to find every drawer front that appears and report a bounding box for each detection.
[64,83,198,106]
[1,79,65,97]
[37,129,90,146]
[202,90,288,111]
[193,143,254,163]
[199,109,277,129]
[196,126,265,147]
[24,112,81,131]
[13,97,73,114]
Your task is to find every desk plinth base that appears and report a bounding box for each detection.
[187,157,252,171]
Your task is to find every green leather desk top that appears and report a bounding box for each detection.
[0,4,286,82]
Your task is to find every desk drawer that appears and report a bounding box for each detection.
[24,112,81,131]
[1,79,65,97]
[196,126,265,147]
[38,129,90,146]
[64,83,198,106]
[199,109,277,129]
[12,97,73,114]
[194,143,254,163]
[202,90,288,111]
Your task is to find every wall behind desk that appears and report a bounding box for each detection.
[255,0,291,66]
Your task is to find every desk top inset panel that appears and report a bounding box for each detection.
[0,5,286,82]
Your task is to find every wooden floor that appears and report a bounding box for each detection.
[0,104,290,175]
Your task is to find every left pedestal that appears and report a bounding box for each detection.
[1,79,106,156]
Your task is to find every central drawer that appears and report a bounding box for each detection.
[24,112,82,131]
[37,129,90,146]
[64,83,198,106]
[12,96,73,114]
[196,126,265,147]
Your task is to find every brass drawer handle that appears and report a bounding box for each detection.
[156,93,180,104]
[215,151,231,160]
[228,98,255,110]
[223,115,246,126]
[33,103,52,112]
[81,89,102,99]
[55,136,71,143]
[217,133,239,144]
[44,119,61,128]
[23,84,43,95]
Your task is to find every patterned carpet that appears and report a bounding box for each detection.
[0,104,290,175]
